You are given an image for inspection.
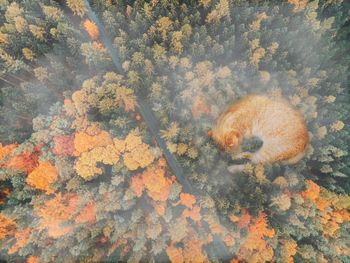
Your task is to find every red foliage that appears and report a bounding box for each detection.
[52,134,75,156]
[75,202,96,224]
[237,208,251,229]
[5,145,42,174]
[192,95,211,119]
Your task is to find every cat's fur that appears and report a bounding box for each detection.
[208,94,309,171]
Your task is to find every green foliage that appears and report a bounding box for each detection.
[0,0,349,262]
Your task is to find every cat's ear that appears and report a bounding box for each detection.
[225,130,240,147]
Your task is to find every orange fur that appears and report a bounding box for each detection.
[210,94,309,165]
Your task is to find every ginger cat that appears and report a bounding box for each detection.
[208,94,309,172]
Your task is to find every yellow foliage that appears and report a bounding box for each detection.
[71,89,89,115]
[5,2,23,21]
[157,17,173,40]
[29,25,45,40]
[0,32,9,44]
[249,12,268,32]
[66,0,86,17]
[288,0,308,12]
[22,48,34,61]
[74,128,113,156]
[124,130,142,151]
[123,131,155,170]
[206,0,229,23]
[41,5,62,20]
[115,86,137,112]
[26,161,57,194]
[251,48,266,66]
[74,144,121,180]
[33,67,48,81]
[123,143,155,170]
[171,31,183,54]
[280,239,297,263]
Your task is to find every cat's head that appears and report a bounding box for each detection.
[208,128,241,153]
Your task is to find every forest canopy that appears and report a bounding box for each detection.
[0,0,349,262]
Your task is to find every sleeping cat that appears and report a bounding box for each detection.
[208,94,309,172]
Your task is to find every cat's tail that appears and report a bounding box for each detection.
[283,149,307,165]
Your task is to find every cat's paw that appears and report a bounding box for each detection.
[227,164,246,173]
[233,152,253,160]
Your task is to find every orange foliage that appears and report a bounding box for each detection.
[321,209,350,237]
[183,235,207,263]
[167,235,207,263]
[108,238,128,257]
[238,213,275,262]
[64,98,77,116]
[83,19,99,40]
[0,213,16,239]
[192,95,211,119]
[130,175,145,197]
[36,193,78,238]
[179,193,196,208]
[8,228,32,254]
[0,187,11,205]
[166,245,184,263]
[237,208,251,229]
[300,181,350,238]
[0,143,17,161]
[26,256,39,263]
[75,202,96,224]
[154,201,166,216]
[130,160,173,201]
[301,180,320,201]
[141,165,173,201]
[182,205,201,222]
[204,214,223,234]
[315,197,330,211]
[223,234,235,247]
[26,161,57,194]
[52,134,75,156]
